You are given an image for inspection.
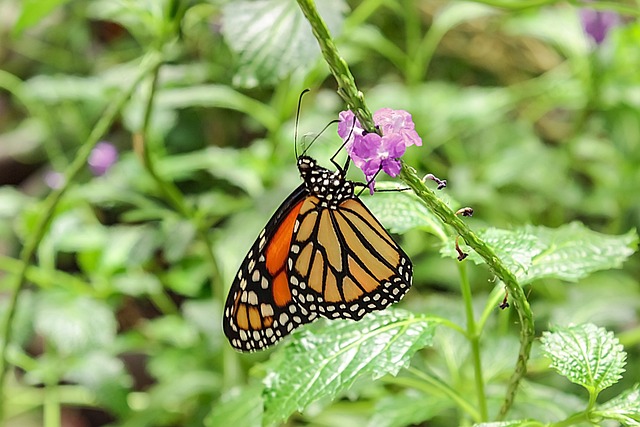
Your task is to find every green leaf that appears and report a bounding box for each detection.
[541,324,626,395]
[206,385,263,427]
[162,219,196,263]
[64,351,132,415]
[473,422,540,427]
[363,189,446,238]
[594,384,640,426]
[368,390,451,427]
[221,0,346,88]
[442,223,638,285]
[34,291,117,356]
[262,309,437,424]
[13,0,71,35]
[86,0,165,43]
[143,315,199,348]
[156,85,279,132]
[111,271,162,297]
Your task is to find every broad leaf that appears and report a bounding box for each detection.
[222,0,346,87]
[206,385,263,427]
[594,384,640,426]
[442,223,637,284]
[13,0,71,35]
[541,324,626,395]
[34,291,117,356]
[364,190,446,238]
[262,309,437,424]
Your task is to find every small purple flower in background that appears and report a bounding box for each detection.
[338,108,422,194]
[44,171,65,189]
[88,142,118,176]
[580,8,621,45]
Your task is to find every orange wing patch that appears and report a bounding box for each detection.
[265,199,305,276]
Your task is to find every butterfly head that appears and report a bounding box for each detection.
[297,155,354,207]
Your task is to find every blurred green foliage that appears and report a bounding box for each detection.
[0,0,639,426]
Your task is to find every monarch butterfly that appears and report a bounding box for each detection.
[223,152,413,352]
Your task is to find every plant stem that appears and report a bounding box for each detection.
[458,262,489,421]
[0,51,162,421]
[297,0,534,419]
[296,0,376,132]
[392,368,482,422]
[400,163,534,419]
[135,49,235,387]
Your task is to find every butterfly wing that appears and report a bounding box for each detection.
[288,196,412,320]
[223,185,318,352]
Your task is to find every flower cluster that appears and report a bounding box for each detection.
[579,7,621,45]
[338,108,422,194]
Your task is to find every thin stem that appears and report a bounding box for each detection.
[296,0,534,419]
[296,0,376,132]
[43,380,60,427]
[548,410,590,427]
[568,0,640,17]
[403,0,423,85]
[458,261,488,421]
[399,163,534,420]
[477,284,508,333]
[135,49,234,387]
[466,0,558,10]
[391,368,481,422]
[0,51,162,420]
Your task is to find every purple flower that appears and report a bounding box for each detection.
[88,142,118,176]
[580,8,621,45]
[44,171,65,189]
[373,108,422,148]
[338,108,422,194]
[337,110,364,145]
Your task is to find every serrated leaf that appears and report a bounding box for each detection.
[35,291,117,356]
[594,384,640,426]
[363,190,445,237]
[541,324,626,395]
[206,385,263,427]
[442,223,637,285]
[262,309,436,424]
[221,0,346,87]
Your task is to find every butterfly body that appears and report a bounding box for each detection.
[223,155,412,352]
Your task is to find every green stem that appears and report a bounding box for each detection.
[391,368,481,422]
[296,0,376,132]
[548,410,590,427]
[135,49,234,387]
[0,51,162,421]
[466,0,557,10]
[43,381,60,427]
[403,0,423,85]
[297,0,534,419]
[458,262,489,421]
[568,0,640,17]
[477,284,508,333]
[399,163,534,420]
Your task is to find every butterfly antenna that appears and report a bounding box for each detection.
[294,89,310,160]
[301,119,340,158]
[330,114,357,172]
